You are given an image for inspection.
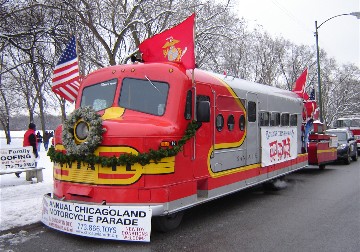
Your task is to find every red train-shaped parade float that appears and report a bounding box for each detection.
[42,61,337,241]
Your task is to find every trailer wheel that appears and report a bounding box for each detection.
[152,212,184,232]
[262,180,277,191]
[351,150,358,161]
[345,152,351,165]
[319,164,326,170]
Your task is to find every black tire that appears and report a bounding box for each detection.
[345,152,351,165]
[152,212,184,232]
[351,150,358,161]
[319,164,326,170]
[262,181,277,191]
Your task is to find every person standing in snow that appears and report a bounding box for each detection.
[43,131,50,151]
[36,131,43,151]
[15,123,39,178]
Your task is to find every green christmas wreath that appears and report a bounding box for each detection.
[62,106,106,155]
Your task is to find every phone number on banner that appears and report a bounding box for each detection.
[41,195,152,242]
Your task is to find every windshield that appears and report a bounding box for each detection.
[327,132,347,141]
[118,78,169,116]
[80,79,117,111]
[336,119,351,127]
[350,119,360,127]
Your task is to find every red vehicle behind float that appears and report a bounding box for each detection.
[334,115,360,154]
[296,84,337,169]
[43,62,334,242]
[306,121,337,169]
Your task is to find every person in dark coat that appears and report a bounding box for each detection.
[16,123,39,178]
[36,131,43,151]
[43,131,50,151]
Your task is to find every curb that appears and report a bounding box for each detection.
[0,222,44,236]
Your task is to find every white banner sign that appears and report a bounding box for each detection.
[261,127,297,167]
[0,146,35,169]
[42,196,152,242]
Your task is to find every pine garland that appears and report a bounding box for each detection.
[48,120,198,167]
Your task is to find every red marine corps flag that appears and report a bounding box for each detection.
[292,68,309,100]
[51,36,80,102]
[139,13,195,70]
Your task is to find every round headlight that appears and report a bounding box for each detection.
[75,121,89,140]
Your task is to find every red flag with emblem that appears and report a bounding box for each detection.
[292,68,309,100]
[139,13,195,69]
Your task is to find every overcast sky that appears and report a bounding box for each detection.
[233,0,360,67]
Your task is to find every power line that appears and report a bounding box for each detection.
[270,0,313,34]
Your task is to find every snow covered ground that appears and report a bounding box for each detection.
[0,131,53,232]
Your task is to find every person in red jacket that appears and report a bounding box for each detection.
[15,123,39,178]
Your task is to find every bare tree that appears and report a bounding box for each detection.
[323,63,360,126]
[1,0,359,134]
[0,42,11,143]
[277,43,316,90]
[1,0,66,130]
[0,43,26,143]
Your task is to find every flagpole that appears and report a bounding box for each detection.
[192,14,197,161]
[75,35,82,79]
[191,69,196,161]
[192,13,197,120]
[192,70,196,118]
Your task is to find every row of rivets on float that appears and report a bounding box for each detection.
[111,68,174,74]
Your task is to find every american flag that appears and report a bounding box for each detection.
[51,36,80,102]
[309,85,315,101]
